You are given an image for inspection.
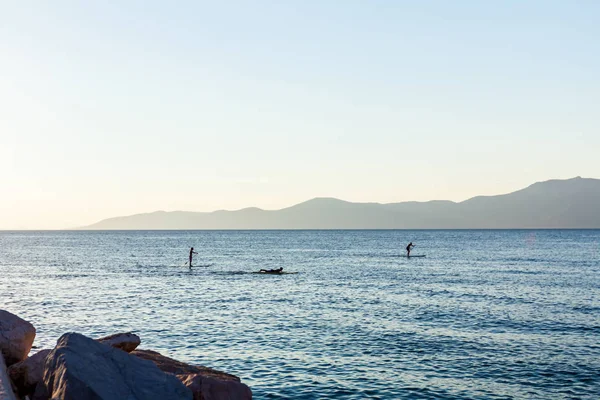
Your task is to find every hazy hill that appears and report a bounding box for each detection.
[80,177,600,229]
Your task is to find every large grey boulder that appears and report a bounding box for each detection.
[96,332,141,353]
[41,333,192,400]
[0,310,36,366]
[0,354,17,400]
[132,350,252,400]
[9,333,140,397]
[7,349,50,398]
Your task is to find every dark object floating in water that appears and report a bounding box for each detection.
[400,255,426,258]
[252,271,299,275]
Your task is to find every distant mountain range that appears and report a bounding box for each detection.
[80,177,600,229]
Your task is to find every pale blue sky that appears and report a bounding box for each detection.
[1,1,599,229]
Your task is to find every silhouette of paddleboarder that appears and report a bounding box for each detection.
[406,242,415,257]
[189,247,198,268]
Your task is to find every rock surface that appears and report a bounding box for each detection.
[41,333,192,400]
[132,350,240,380]
[9,334,140,397]
[7,349,50,398]
[132,350,252,400]
[97,332,141,353]
[0,354,17,400]
[0,310,36,366]
[179,374,252,400]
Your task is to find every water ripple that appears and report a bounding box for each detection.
[0,230,599,399]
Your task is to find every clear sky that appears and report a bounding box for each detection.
[1,1,599,229]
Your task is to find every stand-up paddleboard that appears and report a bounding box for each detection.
[400,255,426,258]
[252,271,299,275]
[189,263,214,268]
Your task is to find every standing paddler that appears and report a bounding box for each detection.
[406,242,415,257]
[189,247,198,268]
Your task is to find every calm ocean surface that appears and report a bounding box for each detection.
[1,230,599,399]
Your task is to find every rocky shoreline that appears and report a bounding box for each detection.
[0,310,252,400]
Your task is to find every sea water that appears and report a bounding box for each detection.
[0,230,599,399]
